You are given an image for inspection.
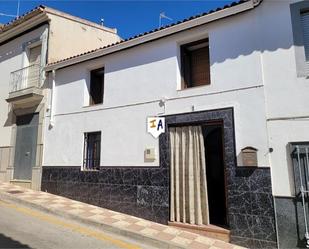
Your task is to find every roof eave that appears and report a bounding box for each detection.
[0,13,49,44]
[43,7,118,34]
[45,0,261,72]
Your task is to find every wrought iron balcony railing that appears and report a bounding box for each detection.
[10,64,41,93]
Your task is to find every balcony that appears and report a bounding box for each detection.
[6,64,44,106]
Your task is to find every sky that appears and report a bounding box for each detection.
[0,0,235,39]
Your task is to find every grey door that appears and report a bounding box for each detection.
[13,113,39,180]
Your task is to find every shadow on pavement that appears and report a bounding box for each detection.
[0,233,32,248]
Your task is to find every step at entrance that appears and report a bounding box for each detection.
[10,180,31,189]
[168,222,230,242]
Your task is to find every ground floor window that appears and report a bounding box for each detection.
[83,132,101,170]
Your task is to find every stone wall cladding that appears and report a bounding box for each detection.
[274,197,306,249]
[160,108,277,249]
[41,166,169,224]
[273,143,309,248]
[41,107,277,248]
[228,168,277,249]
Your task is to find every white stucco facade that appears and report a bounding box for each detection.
[0,7,121,188]
[258,0,309,197]
[42,0,309,198]
[43,5,266,171]
[0,24,48,185]
[0,25,48,147]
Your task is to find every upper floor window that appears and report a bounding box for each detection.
[10,44,42,92]
[27,45,42,88]
[301,11,309,69]
[83,131,101,171]
[90,68,104,105]
[181,39,210,88]
[28,44,42,66]
[290,1,309,77]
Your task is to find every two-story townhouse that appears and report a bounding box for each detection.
[41,0,309,248]
[0,6,120,190]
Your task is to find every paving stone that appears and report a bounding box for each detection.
[0,182,246,249]
[188,241,211,249]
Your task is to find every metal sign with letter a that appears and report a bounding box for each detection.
[147,117,165,138]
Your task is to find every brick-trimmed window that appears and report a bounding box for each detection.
[181,39,210,88]
[89,68,104,105]
[83,132,101,170]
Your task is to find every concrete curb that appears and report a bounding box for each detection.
[0,191,186,249]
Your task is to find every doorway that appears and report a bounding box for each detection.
[13,113,39,180]
[202,124,228,227]
[169,123,228,228]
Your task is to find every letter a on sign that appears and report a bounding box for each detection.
[147,117,165,138]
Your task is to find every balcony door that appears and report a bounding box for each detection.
[13,113,39,180]
[27,45,41,88]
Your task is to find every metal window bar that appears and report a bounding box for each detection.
[10,64,41,92]
[291,144,309,248]
[83,132,101,171]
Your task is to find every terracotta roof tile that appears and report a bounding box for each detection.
[0,5,45,33]
[0,4,117,35]
[47,0,254,67]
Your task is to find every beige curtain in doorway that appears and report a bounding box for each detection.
[169,126,209,225]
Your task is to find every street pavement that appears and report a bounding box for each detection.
[0,199,152,249]
[0,182,245,249]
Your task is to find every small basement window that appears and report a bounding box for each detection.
[89,68,104,105]
[181,39,210,88]
[83,132,101,170]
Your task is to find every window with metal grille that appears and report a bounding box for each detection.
[83,132,101,170]
[181,39,210,89]
[301,11,309,71]
[90,68,104,105]
[290,142,309,246]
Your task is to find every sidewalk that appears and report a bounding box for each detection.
[0,181,244,249]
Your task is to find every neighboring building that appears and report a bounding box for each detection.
[0,6,120,190]
[38,0,309,248]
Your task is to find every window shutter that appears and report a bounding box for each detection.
[190,47,210,86]
[180,39,210,88]
[28,45,42,87]
[301,12,309,70]
[29,45,42,65]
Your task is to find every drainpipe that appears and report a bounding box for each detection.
[49,70,56,128]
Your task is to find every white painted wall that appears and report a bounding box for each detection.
[257,0,309,197]
[0,13,120,149]
[0,25,48,147]
[43,7,269,169]
[43,0,309,197]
